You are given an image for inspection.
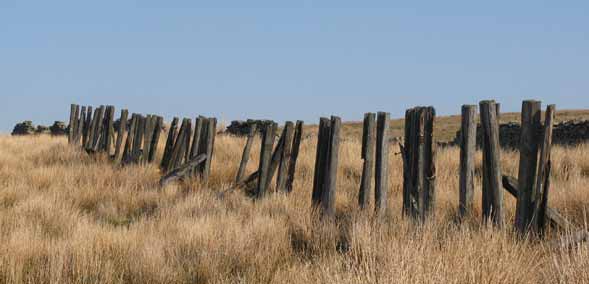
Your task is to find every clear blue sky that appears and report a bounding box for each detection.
[1,1,588,131]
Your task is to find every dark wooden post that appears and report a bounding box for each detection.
[168,118,190,172]
[257,122,276,198]
[276,122,295,192]
[480,101,503,227]
[312,118,331,206]
[68,104,78,144]
[183,119,193,164]
[132,115,146,162]
[459,105,477,218]
[263,130,286,190]
[82,106,92,147]
[236,124,257,183]
[402,109,416,217]
[190,116,204,159]
[285,120,304,193]
[86,107,99,150]
[74,106,86,145]
[114,109,129,161]
[92,105,106,151]
[421,107,436,219]
[321,116,341,217]
[375,112,390,215]
[103,105,115,154]
[515,100,542,233]
[199,118,216,183]
[148,116,163,163]
[161,117,179,170]
[359,113,376,209]
[533,104,555,234]
[123,114,138,162]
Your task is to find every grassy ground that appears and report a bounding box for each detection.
[1,112,589,283]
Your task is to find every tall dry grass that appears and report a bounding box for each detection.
[0,133,588,283]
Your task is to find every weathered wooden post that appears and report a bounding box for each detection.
[359,113,376,209]
[142,115,154,161]
[131,114,145,161]
[375,112,390,215]
[236,123,258,183]
[321,116,341,217]
[86,107,99,150]
[276,122,295,192]
[198,117,217,183]
[148,116,163,163]
[257,122,277,198]
[189,116,204,159]
[459,105,477,218]
[68,104,78,144]
[480,100,503,226]
[74,106,86,145]
[123,114,138,163]
[515,100,542,233]
[533,104,555,234]
[168,118,191,172]
[113,109,129,161]
[312,118,331,206]
[161,117,179,170]
[103,105,115,154]
[183,119,193,164]
[285,120,304,193]
[82,106,93,147]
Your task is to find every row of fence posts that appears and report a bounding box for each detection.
[67,104,217,183]
[68,100,558,235]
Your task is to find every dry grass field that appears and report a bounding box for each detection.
[1,115,589,283]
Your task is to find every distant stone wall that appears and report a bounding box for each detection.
[451,120,589,148]
[225,119,275,136]
[11,121,67,136]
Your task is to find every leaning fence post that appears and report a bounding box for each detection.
[257,122,276,199]
[148,116,164,163]
[312,118,331,206]
[82,106,92,148]
[375,112,390,216]
[168,118,190,172]
[103,105,115,154]
[285,120,304,193]
[236,124,258,183]
[113,109,129,161]
[533,104,555,234]
[515,100,542,233]
[161,117,179,170]
[459,105,476,218]
[123,114,138,163]
[480,101,503,227]
[359,113,376,209]
[276,122,295,192]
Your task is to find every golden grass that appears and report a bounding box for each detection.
[0,133,589,283]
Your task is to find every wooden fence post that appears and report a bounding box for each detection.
[190,116,204,159]
[103,105,115,154]
[92,105,106,151]
[285,120,304,193]
[86,107,99,150]
[148,116,163,163]
[321,116,341,217]
[459,105,476,218]
[236,124,257,183]
[515,100,542,233]
[123,114,138,162]
[68,104,78,144]
[198,118,216,183]
[131,115,145,162]
[74,106,86,145]
[533,104,555,234]
[113,109,129,161]
[276,122,295,192]
[359,113,376,209]
[142,115,154,162]
[312,118,331,206]
[161,117,179,170]
[168,118,190,172]
[82,106,92,147]
[375,112,390,215]
[480,101,503,227]
[257,122,277,199]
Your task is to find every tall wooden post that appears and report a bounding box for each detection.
[236,124,258,183]
[257,122,276,199]
[533,104,555,234]
[198,118,216,183]
[312,118,331,206]
[113,109,129,161]
[161,117,179,170]
[276,122,295,192]
[103,105,115,154]
[148,116,164,163]
[459,105,476,218]
[321,116,341,217]
[123,114,138,163]
[480,101,503,227]
[82,106,93,147]
[375,112,390,215]
[68,104,78,144]
[359,113,376,209]
[285,120,304,193]
[168,118,190,172]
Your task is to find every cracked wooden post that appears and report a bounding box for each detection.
[198,117,216,183]
[359,113,376,210]
[74,106,86,145]
[533,104,555,234]
[82,106,92,148]
[257,122,276,199]
[131,114,145,162]
[515,100,542,233]
[142,115,154,163]
[86,107,99,151]
[459,105,476,219]
[103,105,115,154]
[236,123,257,183]
[68,104,78,144]
[375,112,390,216]
[92,105,105,151]
[168,118,190,172]
[285,120,304,193]
[123,114,138,163]
[113,109,128,161]
[421,107,436,220]
[148,116,163,163]
[161,117,179,170]
[276,121,295,192]
[312,118,331,207]
[321,116,341,217]
[480,101,503,227]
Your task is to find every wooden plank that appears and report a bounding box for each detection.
[276,122,295,192]
[263,130,286,190]
[375,112,390,215]
[479,101,503,227]
[113,109,129,161]
[160,117,179,170]
[104,105,115,154]
[168,118,190,172]
[312,118,330,206]
[256,122,276,199]
[321,116,341,217]
[123,114,138,163]
[459,105,477,218]
[68,104,78,144]
[82,106,92,147]
[533,104,555,233]
[515,100,542,233]
[160,154,207,187]
[148,116,163,163]
[285,120,304,193]
[236,123,257,183]
[359,113,376,209]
